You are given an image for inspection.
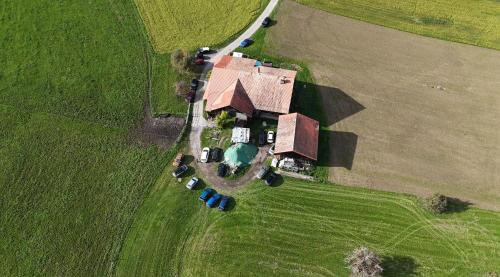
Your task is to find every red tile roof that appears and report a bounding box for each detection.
[275,113,319,161]
[206,79,255,116]
[204,56,297,115]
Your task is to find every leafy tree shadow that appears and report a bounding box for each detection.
[381,255,419,277]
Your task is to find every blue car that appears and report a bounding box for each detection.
[207,193,223,208]
[218,196,231,211]
[239,39,253,48]
[199,188,215,202]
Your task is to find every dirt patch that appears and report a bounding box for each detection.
[266,1,500,210]
[134,114,185,150]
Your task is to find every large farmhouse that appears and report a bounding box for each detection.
[203,55,297,119]
[204,55,319,163]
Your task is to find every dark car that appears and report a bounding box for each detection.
[210,147,223,162]
[207,193,223,208]
[265,172,277,186]
[172,165,188,178]
[256,166,269,179]
[217,163,227,177]
[195,51,204,59]
[218,196,231,211]
[258,131,266,146]
[190,79,198,90]
[239,39,253,48]
[262,17,271,27]
[199,188,215,202]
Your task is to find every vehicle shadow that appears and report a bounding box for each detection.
[222,197,237,212]
[270,174,284,187]
[381,255,419,276]
[192,178,207,191]
[183,154,194,165]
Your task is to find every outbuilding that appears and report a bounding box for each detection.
[274,113,319,161]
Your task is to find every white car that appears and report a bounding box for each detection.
[200,147,210,163]
[267,131,275,143]
[186,177,199,190]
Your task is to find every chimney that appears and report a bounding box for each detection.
[280,76,286,84]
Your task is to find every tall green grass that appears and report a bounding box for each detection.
[0,0,172,275]
[294,0,500,50]
[134,0,269,53]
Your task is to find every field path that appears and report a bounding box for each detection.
[188,0,279,188]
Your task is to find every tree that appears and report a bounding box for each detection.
[175,80,188,96]
[216,111,230,128]
[345,247,383,277]
[425,193,448,214]
[170,49,189,72]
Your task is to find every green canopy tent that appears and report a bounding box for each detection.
[224,143,258,167]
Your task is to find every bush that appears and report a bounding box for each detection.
[425,193,448,214]
[346,247,383,277]
[216,111,231,129]
[170,49,189,72]
[175,80,188,96]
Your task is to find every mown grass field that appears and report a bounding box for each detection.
[134,0,269,53]
[117,172,500,276]
[151,54,191,116]
[294,0,500,50]
[0,0,172,275]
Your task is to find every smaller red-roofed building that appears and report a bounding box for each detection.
[274,113,319,161]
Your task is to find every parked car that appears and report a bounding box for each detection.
[199,47,210,54]
[186,177,199,190]
[207,193,223,208]
[256,166,270,179]
[268,144,275,155]
[195,51,204,59]
[199,188,215,202]
[200,147,210,163]
[210,147,223,162]
[265,172,277,186]
[195,58,204,65]
[262,17,271,27]
[217,163,227,177]
[191,79,199,90]
[172,165,188,178]
[218,196,231,211]
[172,153,184,167]
[239,38,253,48]
[258,131,266,146]
[267,131,275,143]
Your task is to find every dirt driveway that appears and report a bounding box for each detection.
[266,1,500,210]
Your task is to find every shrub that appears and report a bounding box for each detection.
[170,49,189,72]
[175,80,188,96]
[425,193,448,214]
[346,247,383,277]
[216,111,231,129]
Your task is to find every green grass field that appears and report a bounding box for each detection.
[117,172,500,276]
[294,0,500,50]
[134,0,269,53]
[0,0,172,275]
[151,54,191,116]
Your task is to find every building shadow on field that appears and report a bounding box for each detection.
[292,81,365,127]
[381,255,419,276]
[317,130,358,170]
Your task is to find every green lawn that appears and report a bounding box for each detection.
[117,173,500,276]
[151,54,191,116]
[0,0,172,275]
[134,0,270,53]
[294,0,500,50]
